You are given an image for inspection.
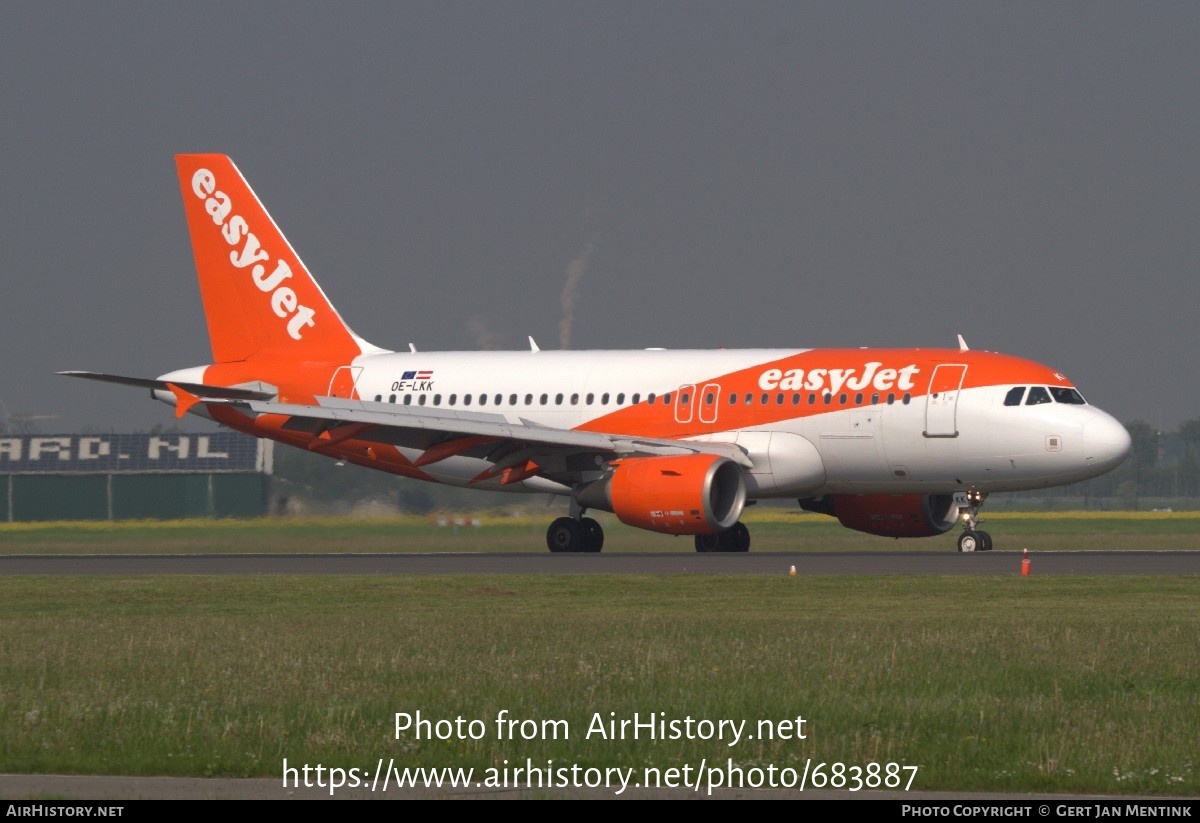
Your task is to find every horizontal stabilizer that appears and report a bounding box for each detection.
[57,371,275,401]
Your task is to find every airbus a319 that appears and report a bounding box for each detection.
[63,155,1131,553]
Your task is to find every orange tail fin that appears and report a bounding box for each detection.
[175,154,369,364]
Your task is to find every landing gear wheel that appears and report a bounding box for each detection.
[695,523,751,553]
[977,531,993,552]
[547,517,583,553]
[958,530,980,553]
[724,522,751,553]
[580,517,604,553]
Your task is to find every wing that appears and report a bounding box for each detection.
[230,395,752,486]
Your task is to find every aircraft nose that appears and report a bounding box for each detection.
[1082,413,1132,467]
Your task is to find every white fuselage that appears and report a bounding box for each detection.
[307,347,1131,498]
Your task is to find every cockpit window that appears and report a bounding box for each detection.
[1049,387,1086,405]
[1004,387,1025,406]
[1025,386,1051,405]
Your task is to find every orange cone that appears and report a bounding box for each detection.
[789,565,797,576]
[1020,549,1031,576]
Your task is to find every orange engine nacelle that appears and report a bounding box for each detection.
[578,454,747,536]
[800,493,959,538]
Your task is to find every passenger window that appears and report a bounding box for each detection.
[494,394,502,406]
[540,394,548,405]
[902,393,911,405]
[1026,387,1051,405]
[705,392,715,404]
[389,394,397,404]
[433,394,442,406]
[647,393,656,404]
[745,393,753,405]
[586,393,594,405]
[839,393,847,405]
[479,394,487,406]
[570,393,579,405]
[871,392,879,405]
[374,394,382,402]
[823,393,831,405]
[729,394,738,405]
[808,393,816,405]
[855,393,863,405]
[555,393,564,405]
[403,395,412,405]
[1004,387,1025,406]
[792,393,800,405]
[418,395,426,406]
[663,393,672,404]
[776,393,784,405]
[464,395,472,406]
[509,394,517,405]
[524,394,533,405]
[886,393,895,405]
[449,394,457,405]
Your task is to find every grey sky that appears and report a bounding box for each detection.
[2,2,1196,434]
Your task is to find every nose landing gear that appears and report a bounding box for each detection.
[957,489,992,552]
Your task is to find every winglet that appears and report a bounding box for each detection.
[957,334,969,351]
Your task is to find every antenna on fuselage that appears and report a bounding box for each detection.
[957,334,969,351]
[528,336,541,352]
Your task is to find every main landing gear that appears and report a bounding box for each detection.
[957,489,992,552]
[694,522,751,553]
[546,516,604,553]
[543,508,752,553]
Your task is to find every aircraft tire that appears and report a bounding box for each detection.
[978,531,993,551]
[724,522,751,552]
[581,517,604,553]
[695,533,721,552]
[957,530,980,553]
[547,517,583,553]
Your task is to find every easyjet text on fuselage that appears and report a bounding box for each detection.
[757,362,920,394]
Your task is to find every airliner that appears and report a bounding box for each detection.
[62,154,1132,553]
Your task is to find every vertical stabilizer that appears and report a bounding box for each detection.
[175,154,367,364]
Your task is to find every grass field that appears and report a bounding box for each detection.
[2,510,1199,554]
[1,515,1198,797]
[1,575,1198,796]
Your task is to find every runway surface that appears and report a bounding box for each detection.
[3,550,1200,575]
